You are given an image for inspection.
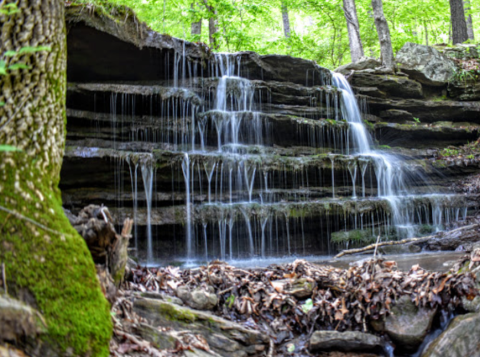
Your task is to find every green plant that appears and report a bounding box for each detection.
[441,148,460,157]
[301,298,313,313]
[413,117,421,124]
[225,294,235,308]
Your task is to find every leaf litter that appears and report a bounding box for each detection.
[110,252,480,356]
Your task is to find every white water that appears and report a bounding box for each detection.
[332,72,427,239]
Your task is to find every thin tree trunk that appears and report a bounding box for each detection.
[464,0,475,40]
[204,0,219,49]
[449,0,469,44]
[371,0,395,70]
[281,1,291,38]
[0,0,111,354]
[424,20,429,46]
[342,0,364,62]
[191,3,202,37]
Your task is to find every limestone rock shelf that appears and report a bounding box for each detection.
[66,5,331,86]
[66,108,350,150]
[375,122,480,148]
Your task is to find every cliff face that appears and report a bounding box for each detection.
[62,5,479,263]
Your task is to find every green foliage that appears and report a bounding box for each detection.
[450,66,479,85]
[73,0,473,69]
[413,117,421,124]
[441,148,460,157]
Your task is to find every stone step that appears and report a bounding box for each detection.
[66,108,350,151]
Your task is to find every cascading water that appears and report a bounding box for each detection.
[332,72,450,240]
[74,48,468,264]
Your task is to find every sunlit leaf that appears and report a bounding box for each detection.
[0,145,22,152]
[301,298,313,313]
[18,46,52,54]
[0,60,6,75]
[8,63,31,70]
[4,50,17,57]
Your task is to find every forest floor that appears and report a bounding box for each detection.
[109,251,480,356]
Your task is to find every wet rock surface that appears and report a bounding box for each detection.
[133,297,269,356]
[383,296,436,351]
[309,331,385,353]
[421,312,480,357]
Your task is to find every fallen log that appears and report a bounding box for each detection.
[334,224,479,258]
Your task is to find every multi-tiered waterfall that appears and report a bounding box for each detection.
[62,24,468,265]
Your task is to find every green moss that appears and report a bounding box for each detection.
[0,152,112,356]
[156,301,197,322]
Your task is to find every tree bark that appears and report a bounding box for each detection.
[464,0,475,40]
[0,0,111,355]
[371,0,395,70]
[191,2,202,38]
[449,0,469,44]
[203,0,219,49]
[342,0,364,62]
[281,1,291,38]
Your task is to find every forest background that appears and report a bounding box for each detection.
[82,0,478,69]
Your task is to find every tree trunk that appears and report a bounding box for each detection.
[343,0,364,62]
[371,0,395,70]
[191,2,202,38]
[203,0,219,49]
[0,0,111,355]
[464,0,475,40]
[449,0,469,44]
[424,20,429,46]
[281,1,291,38]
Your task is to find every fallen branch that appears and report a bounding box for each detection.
[334,224,479,258]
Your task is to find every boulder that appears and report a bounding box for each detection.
[176,286,218,310]
[335,57,382,75]
[396,42,455,86]
[133,297,269,356]
[0,296,46,342]
[309,330,385,353]
[384,296,436,351]
[421,312,480,357]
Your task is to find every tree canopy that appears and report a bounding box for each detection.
[87,0,478,69]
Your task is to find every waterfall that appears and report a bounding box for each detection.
[140,158,154,264]
[88,50,467,264]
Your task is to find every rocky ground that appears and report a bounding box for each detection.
[3,207,480,357]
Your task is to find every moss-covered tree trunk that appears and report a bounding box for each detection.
[0,0,112,355]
